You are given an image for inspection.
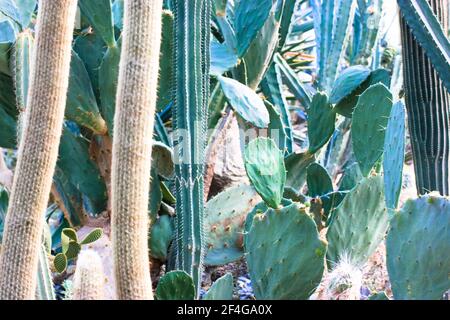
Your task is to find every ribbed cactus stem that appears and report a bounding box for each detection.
[0,0,78,300]
[72,250,105,300]
[172,0,211,296]
[111,0,162,300]
[400,0,450,195]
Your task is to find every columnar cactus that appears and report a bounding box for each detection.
[399,0,450,195]
[72,250,105,300]
[111,0,162,300]
[172,0,211,296]
[0,0,78,300]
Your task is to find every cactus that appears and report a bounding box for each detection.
[386,193,450,300]
[171,0,211,296]
[53,227,103,273]
[307,163,333,197]
[111,0,162,300]
[244,138,286,209]
[383,101,406,209]
[329,66,371,105]
[399,0,450,195]
[326,175,389,267]
[351,83,393,176]
[149,214,173,261]
[35,244,56,300]
[203,273,234,300]
[204,184,261,266]
[156,271,196,300]
[72,250,105,300]
[334,68,391,118]
[0,0,78,300]
[307,92,336,154]
[245,203,327,300]
[319,254,363,300]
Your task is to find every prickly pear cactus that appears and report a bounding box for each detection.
[326,175,389,267]
[244,137,286,209]
[386,193,450,300]
[245,203,327,300]
[156,271,195,300]
[383,101,406,209]
[352,84,393,176]
[203,273,234,300]
[330,65,371,105]
[205,184,261,266]
[307,92,336,154]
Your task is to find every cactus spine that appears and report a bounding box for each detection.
[0,0,78,300]
[400,0,450,195]
[111,0,162,300]
[172,0,211,295]
[72,250,105,300]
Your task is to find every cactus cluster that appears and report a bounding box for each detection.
[0,0,448,302]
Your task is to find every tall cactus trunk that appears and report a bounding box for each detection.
[111,0,163,300]
[400,0,450,195]
[172,0,211,296]
[0,0,78,300]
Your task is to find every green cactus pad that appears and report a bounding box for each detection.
[0,104,17,149]
[338,162,363,191]
[244,198,293,233]
[383,101,406,209]
[99,39,121,135]
[156,271,195,300]
[326,175,389,267]
[335,68,391,117]
[205,184,261,266]
[219,76,269,128]
[244,138,286,208]
[61,228,78,254]
[66,51,107,135]
[352,83,393,176]
[386,194,450,300]
[307,163,333,197]
[57,127,107,215]
[73,32,106,98]
[80,228,103,245]
[151,141,174,179]
[307,92,336,154]
[54,253,68,274]
[330,65,371,105]
[64,241,81,260]
[284,151,315,191]
[203,273,234,300]
[78,0,115,47]
[245,203,327,299]
[234,0,273,57]
[149,215,173,261]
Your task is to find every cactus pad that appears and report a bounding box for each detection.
[149,215,173,261]
[326,175,389,266]
[307,92,336,154]
[352,83,393,176]
[156,271,195,300]
[203,273,234,300]
[205,184,261,266]
[386,194,450,300]
[307,163,333,197]
[330,65,371,105]
[244,138,286,208]
[383,101,406,209]
[245,203,327,299]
